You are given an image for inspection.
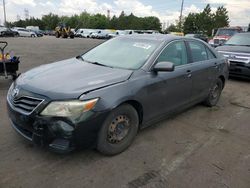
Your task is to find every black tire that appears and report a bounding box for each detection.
[62,33,68,38]
[70,35,74,39]
[97,104,139,155]
[31,34,35,37]
[11,72,18,81]
[55,32,60,38]
[204,78,223,107]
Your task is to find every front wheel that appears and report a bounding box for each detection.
[204,78,223,107]
[11,72,18,80]
[55,32,60,38]
[97,104,139,155]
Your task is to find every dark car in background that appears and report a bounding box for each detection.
[185,33,208,42]
[216,33,250,79]
[7,35,228,155]
[0,27,19,37]
[28,29,44,37]
[43,30,55,36]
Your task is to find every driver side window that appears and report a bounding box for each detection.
[157,41,188,66]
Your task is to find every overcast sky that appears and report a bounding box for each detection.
[0,0,249,27]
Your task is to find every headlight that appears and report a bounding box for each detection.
[40,98,98,117]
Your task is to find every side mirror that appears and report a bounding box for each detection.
[153,61,175,72]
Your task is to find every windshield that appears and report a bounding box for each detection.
[185,34,195,37]
[118,31,126,35]
[85,30,93,34]
[216,29,238,36]
[125,30,133,34]
[225,34,250,46]
[81,37,160,70]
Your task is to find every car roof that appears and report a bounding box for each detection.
[120,34,184,42]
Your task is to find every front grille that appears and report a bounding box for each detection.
[9,96,44,114]
[230,61,250,68]
[214,39,219,44]
[214,39,226,45]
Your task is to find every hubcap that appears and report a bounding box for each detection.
[107,115,130,144]
[211,83,220,99]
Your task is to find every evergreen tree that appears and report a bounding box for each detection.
[213,6,229,29]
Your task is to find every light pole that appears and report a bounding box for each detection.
[179,0,184,31]
[3,0,7,26]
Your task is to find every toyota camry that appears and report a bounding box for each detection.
[7,34,228,155]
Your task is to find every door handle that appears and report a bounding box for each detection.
[186,70,192,78]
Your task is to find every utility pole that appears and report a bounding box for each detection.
[179,0,184,31]
[3,0,7,26]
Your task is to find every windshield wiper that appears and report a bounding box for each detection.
[91,61,113,68]
[76,55,84,61]
[76,56,113,68]
[224,44,236,46]
[225,44,250,47]
[238,44,250,47]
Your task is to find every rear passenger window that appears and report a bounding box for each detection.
[157,41,187,66]
[206,48,216,59]
[189,41,208,62]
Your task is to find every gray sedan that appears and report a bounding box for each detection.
[7,34,228,155]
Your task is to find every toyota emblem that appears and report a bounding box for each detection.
[12,88,19,98]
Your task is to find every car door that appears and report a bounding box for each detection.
[80,30,84,37]
[24,29,30,37]
[18,29,28,37]
[17,29,24,37]
[142,40,192,122]
[186,40,218,102]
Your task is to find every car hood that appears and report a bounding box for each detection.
[214,35,231,39]
[216,45,250,54]
[16,58,133,99]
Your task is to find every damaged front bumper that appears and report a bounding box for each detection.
[7,101,108,153]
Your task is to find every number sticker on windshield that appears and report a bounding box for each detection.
[133,43,151,50]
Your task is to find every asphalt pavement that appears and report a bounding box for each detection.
[0,36,249,188]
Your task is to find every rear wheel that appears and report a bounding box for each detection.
[204,78,223,107]
[31,34,35,37]
[97,104,139,155]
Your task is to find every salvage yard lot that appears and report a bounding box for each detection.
[0,36,250,188]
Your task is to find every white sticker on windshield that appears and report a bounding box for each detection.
[133,43,151,50]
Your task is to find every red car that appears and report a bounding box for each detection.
[209,27,242,47]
